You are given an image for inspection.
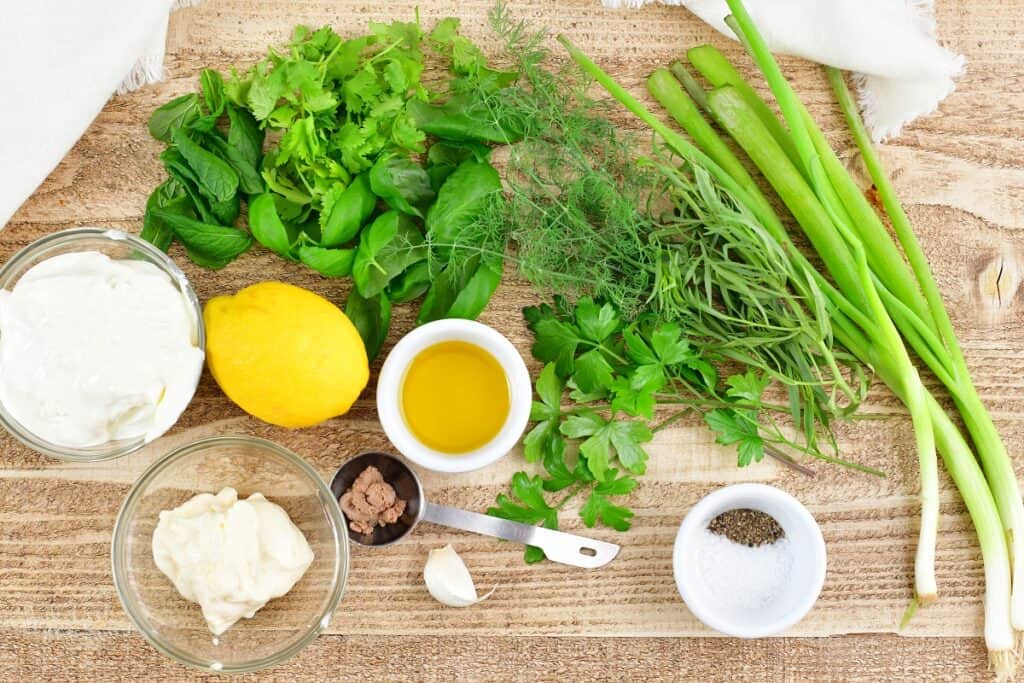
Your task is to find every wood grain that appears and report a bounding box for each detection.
[2,0,1023,679]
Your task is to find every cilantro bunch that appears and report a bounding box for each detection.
[227,22,431,219]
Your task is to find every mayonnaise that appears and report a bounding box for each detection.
[0,251,203,447]
[152,487,315,635]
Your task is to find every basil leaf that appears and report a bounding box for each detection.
[320,174,375,247]
[248,193,297,259]
[446,257,502,319]
[408,95,525,145]
[427,141,490,167]
[387,261,432,304]
[369,155,434,217]
[298,245,355,277]
[200,69,226,116]
[148,93,201,143]
[426,159,501,257]
[425,142,491,192]
[172,128,238,202]
[352,211,426,298]
[345,289,391,362]
[151,210,252,268]
[417,267,460,325]
[418,256,501,324]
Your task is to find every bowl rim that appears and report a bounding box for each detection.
[672,483,826,638]
[375,318,532,474]
[0,227,205,462]
[111,435,349,674]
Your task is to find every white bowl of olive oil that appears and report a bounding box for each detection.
[376,319,532,473]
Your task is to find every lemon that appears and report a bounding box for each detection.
[204,281,369,428]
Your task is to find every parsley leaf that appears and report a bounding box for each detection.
[705,408,765,466]
[560,411,651,479]
[487,472,558,563]
[580,491,634,532]
[574,297,620,342]
[725,370,771,403]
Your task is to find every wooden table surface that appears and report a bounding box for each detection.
[2,0,1023,680]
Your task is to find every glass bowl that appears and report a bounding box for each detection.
[0,227,204,461]
[112,436,349,674]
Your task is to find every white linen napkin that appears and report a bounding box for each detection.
[602,0,965,142]
[0,1,196,229]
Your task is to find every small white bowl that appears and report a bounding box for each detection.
[376,319,532,474]
[673,483,826,638]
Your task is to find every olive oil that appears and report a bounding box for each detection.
[401,341,510,454]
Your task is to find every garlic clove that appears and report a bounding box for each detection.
[423,544,493,607]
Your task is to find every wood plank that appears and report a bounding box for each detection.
[0,0,1022,678]
[0,630,991,682]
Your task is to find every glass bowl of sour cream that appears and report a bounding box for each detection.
[0,227,205,461]
[112,435,349,674]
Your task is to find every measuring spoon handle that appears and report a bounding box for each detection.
[421,501,620,569]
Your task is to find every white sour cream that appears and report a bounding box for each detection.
[0,251,203,447]
[152,487,315,635]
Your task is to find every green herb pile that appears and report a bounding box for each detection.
[141,18,518,358]
[468,4,872,563]
[140,8,1024,673]
[552,0,1022,672]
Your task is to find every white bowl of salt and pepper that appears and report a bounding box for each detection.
[672,483,826,638]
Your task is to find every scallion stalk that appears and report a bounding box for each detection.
[647,69,764,206]
[686,44,801,169]
[718,0,1016,668]
[828,67,1024,633]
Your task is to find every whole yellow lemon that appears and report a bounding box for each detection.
[204,281,369,428]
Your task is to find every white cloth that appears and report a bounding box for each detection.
[0,1,196,229]
[603,0,965,142]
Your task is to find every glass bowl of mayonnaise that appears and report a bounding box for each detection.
[112,436,349,673]
[0,227,205,461]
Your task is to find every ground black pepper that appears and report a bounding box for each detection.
[708,508,784,547]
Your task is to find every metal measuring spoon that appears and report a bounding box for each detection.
[330,452,620,569]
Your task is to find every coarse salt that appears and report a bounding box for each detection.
[696,529,793,610]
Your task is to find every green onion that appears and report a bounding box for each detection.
[828,67,1024,636]
[718,0,1017,668]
